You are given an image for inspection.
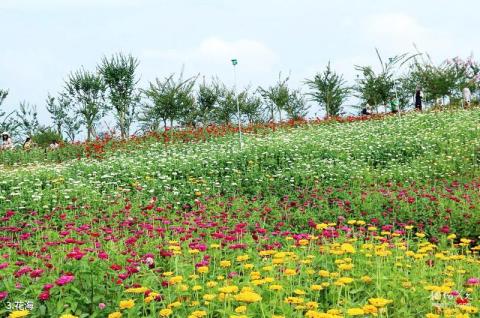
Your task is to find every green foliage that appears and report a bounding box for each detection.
[238,89,264,124]
[0,89,19,135]
[355,50,417,112]
[306,62,350,117]
[46,93,71,137]
[65,68,106,141]
[196,77,222,126]
[259,73,291,122]
[214,84,237,125]
[16,101,40,139]
[284,89,309,120]
[31,128,63,148]
[140,72,197,130]
[98,53,140,138]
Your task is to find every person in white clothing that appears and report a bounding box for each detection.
[1,132,13,150]
[463,87,472,108]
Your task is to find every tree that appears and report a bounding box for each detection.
[140,73,197,131]
[407,54,480,105]
[98,53,140,139]
[213,84,237,125]
[63,111,82,142]
[197,77,222,126]
[46,93,70,137]
[259,73,290,122]
[355,49,417,112]
[284,90,309,120]
[0,89,18,135]
[16,102,40,138]
[306,62,350,117]
[239,89,264,124]
[65,68,106,141]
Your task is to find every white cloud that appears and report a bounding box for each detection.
[142,37,279,73]
[363,13,454,60]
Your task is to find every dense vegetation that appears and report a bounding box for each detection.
[0,108,479,317]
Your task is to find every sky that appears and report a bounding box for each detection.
[0,0,478,129]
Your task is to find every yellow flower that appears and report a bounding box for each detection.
[338,263,353,271]
[197,266,209,274]
[203,294,216,301]
[220,260,231,268]
[159,308,173,317]
[416,232,426,238]
[347,308,365,316]
[294,289,306,295]
[206,281,218,288]
[334,277,354,285]
[169,276,183,284]
[190,310,207,317]
[234,291,262,303]
[368,297,393,307]
[219,286,239,294]
[361,275,372,283]
[167,301,182,309]
[284,297,304,304]
[230,316,248,318]
[236,255,250,262]
[272,316,285,318]
[60,315,78,318]
[318,270,330,277]
[108,313,122,318]
[460,306,478,313]
[298,239,309,246]
[235,306,247,313]
[310,284,323,291]
[284,268,297,276]
[269,284,283,291]
[305,301,319,309]
[362,304,378,314]
[9,311,30,318]
[425,314,439,318]
[340,243,356,253]
[125,287,149,294]
[316,223,328,230]
[192,285,203,291]
[119,299,135,310]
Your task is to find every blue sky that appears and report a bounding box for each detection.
[0,0,478,126]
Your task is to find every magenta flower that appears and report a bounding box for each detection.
[0,291,7,300]
[466,277,480,286]
[56,275,75,286]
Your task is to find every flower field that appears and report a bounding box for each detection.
[1,109,480,317]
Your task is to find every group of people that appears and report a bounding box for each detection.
[0,133,43,151]
[361,86,474,115]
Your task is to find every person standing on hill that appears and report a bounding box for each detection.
[415,88,423,111]
[463,87,472,108]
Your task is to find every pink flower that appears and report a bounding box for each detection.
[0,291,7,300]
[38,290,50,301]
[0,262,8,270]
[56,275,75,286]
[99,303,106,310]
[466,277,480,286]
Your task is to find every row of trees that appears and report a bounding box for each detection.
[1,50,479,142]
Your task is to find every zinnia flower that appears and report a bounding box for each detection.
[56,275,75,286]
[234,291,262,303]
[119,299,135,309]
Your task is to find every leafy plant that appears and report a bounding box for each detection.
[65,68,106,141]
[306,62,350,117]
[98,53,141,139]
